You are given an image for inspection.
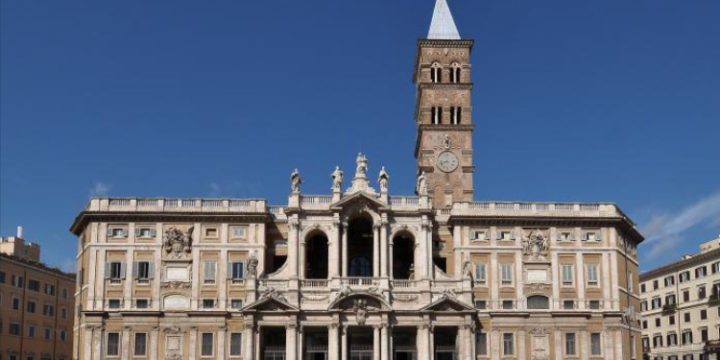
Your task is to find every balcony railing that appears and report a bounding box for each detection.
[662,303,677,314]
[391,280,417,289]
[705,340,720,352]
[341,277,379,288]
[301,279,329,288]
[709,293,720,306]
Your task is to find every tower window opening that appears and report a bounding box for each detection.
[431,107,443,124]
[451,107,462,124]
[431,63,442,83]
[450,65,461,83]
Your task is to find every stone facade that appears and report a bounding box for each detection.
[639,237,720,360]
[68,1,644,359]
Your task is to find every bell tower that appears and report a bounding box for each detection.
[414,0,474,208]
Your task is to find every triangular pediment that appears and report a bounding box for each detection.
[421,295,474,312]
[242,295,297,312]
[331,191,386,211]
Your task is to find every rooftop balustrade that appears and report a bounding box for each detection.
[86,197,267,213]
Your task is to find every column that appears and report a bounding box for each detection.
[341,326,348,360]
[416,325,428,360]
[380,325,389,360]
[243,324,254,360]
[601,252,611,310]
[576,253,585,309]
[121,327,131,360]
[87,249,98,310]
[613,329,623,360]
[191,248,201,309]
[342,222,349,277]
[580,331,589,360]
[490,252,498,310]
[189,327,197,360]
[299,238,306,279]
[95,249,106,310]
[150,327,159,360]
[490,330,500,360]
[286,325,297,360]
[219,250,228,308]
[297,327,304,360]
[153,246,161,310]
[517,329,526,360]
[515,252,524,310]
[328,324,340,360]
[288,219,299,277]
[380,220,388,277]
[428,325,435,359]
[83,326,93,360]
[553,330,562,360]
[92,327,103,360]
[330,218,341,278]
[217,327,226,360]
[552,252,560,309]
[373,326,381,360]
[373,224,380,277]
[254,328,261,360]
[453,225,462,277]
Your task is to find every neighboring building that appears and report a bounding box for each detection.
[0,227,76,360]
[69,1,644,359]
[639,236,720,360]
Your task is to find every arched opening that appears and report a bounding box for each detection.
[305,232,328,279]
[527,295,550,309]
[430,62,442,83]
[450,63,461,83]
[347,216,373,277]
[393,232,415,279]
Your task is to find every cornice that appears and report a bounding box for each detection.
[70,211,271,235]
[639,246,720,281]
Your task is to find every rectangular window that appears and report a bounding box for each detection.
[563,300,574,309]
[666,294,676,305]
[475,263,486,284]
[134,333,147,356]
[12,275,23,288]
[205,228,218,238]
[701,328,708,342]
[470,230,487,241]
[684,312,691,322]
[683,290,690,302]
[108,262,123,280]
[474,300,486,309]
[695,266,707,278]
[640,283,646,293]
[231,227,246,239]
[45,328,51,340]
[651,297,661,309]
[108,299,121,309]
[12,296,20,310]
[565,333,576,355]
[202,299,215,309]
[44,284,55,295]
[665,276,675,287]
[590,333,602,355]
[698,286,706,299]
[203,261,216,284]
[136,227,155,238]
[669,315,675,325]
[588,300,601,309]
[0,271,5,283]
[28,279,40,291]
[27,301,36,313]
[503,333,514,356]
[586,264,599,286]
[135,261,151,280]
[561,264,574,286]
[679,271,690,282]
[201,333,214,357]
[713,261,720,274]
[476,332,487,355]
[500,263,513,285]
[231,262,245,279]
[109,227,128,238]
[107,332,120,356]
[700,309,707,320]
[28,325,35,337]
[231,299,244,309]
[10,322,20,335]
[43,304,54,316]
[230,333,242,356]
[136,299,149,309]
[502,300,513,309]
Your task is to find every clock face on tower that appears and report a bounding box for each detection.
[436,151,459,173]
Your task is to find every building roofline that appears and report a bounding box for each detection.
[639,246,720,281]
[0,252,76,280]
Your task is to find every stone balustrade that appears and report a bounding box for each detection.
[451,201,633,221]
[86,197,267,213]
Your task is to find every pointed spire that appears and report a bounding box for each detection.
[428,0,461,40]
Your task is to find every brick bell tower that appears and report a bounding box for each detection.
[414,0,474,208]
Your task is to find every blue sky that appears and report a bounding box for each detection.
[1,0,719,273]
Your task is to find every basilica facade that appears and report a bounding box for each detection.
[70,1,644,359]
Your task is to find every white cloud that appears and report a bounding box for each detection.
[89,181,112,196]
[642,191,720,260]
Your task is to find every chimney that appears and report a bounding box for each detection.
[17,226,23,238]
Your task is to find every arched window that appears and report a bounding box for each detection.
[450,63,461,83]
[527,295,550,309]
[430,63,442,83]
[350,257,371,277]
